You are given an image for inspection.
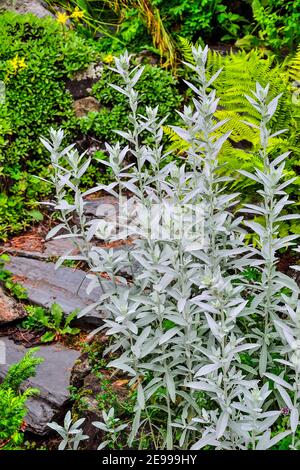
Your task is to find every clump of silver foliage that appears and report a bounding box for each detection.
[42,46,300,450]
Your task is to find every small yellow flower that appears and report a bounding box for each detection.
[10,55,19,73]
[70,6,85,21]
[7,54,27,76]
[18,57,27,70]
[56,11,69,25]
[103,54,114,64]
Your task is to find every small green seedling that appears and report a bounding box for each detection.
[23,303,80,343]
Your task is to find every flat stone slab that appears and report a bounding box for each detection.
[0,197,124,259]
[5,256,108,327]
[43,238,79,258]
[0,337,80,434]
[0,286,26,325]
[0,0,53,17]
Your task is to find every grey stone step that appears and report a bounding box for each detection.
[5,256,109,328]
[0,0,53,17]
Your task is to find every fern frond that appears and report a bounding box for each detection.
[214,110,258,143]
[177,36,195,64]
[163,125,189,155]
[288,45,300,82]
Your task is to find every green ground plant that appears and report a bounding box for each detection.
[0,349,43,449]
[0,254,27,300]
[22,304,80,342]
[246,0,300,52]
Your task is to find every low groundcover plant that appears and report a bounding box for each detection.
[42,46,300,450]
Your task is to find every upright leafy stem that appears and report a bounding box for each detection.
[241,84,300,376]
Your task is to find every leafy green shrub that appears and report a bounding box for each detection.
[0,349,43,448]
[22,303,80,342]
[45,1,299,60]
[153,0,251,42]
[249,0,300,51]
[0,11,95,239]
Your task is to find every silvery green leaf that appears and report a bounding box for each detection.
[114,130,135,144]
[245,94,260,109]
[265,373,293,391]
[137,383,145,409]
[195,363,220,377]
[229,301,248,319]
[154,273,175,292]
[128,409,141,446]
[204,313,221,340]
[267,94,282,118]
[259,342,268,377]
[191,434,220,450]
[47,422,65,436]
[192,300,218,315]
[241,120,260,130]
[46,223,65,240]
[232,343,259,354]
[207,68,223,87]
[107,359,136,376]
[290,408,299,433]
[166,422,173,450]
[64,411,72,430]
[58,440,68,451]
[270,151,290,167]
[256,430,291,450]
[177,298,186,313]
[187,381,218,392]
[131,66,145,86]
[171,125,191,141]
[244,221,266,237]
[115,424,128,432]
[276,214,300,222]
[77,158,91,179]
[182,79,201,96]
[97,440,109,450]
[109,83,129,96]
[216,411,229,439]
[269,129,288,139]
[71,418,86,430]
[93,421,109,432]
[273,272,299,291]
[40,137,54,153]
[159,327,180,345]
[165,369,176,403]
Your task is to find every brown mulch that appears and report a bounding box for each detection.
[100,237,135,249]
[0,325,89,350]
[0,325,44,347]
[277,252,299,274]
[0,222,51,254]
[59,331,90,351]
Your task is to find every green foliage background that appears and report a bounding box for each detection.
[0,3,300,239]
[0,12,95,238]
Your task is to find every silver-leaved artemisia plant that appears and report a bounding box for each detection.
[41,46,300,450]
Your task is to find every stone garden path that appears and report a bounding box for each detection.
[0,198,125,436]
